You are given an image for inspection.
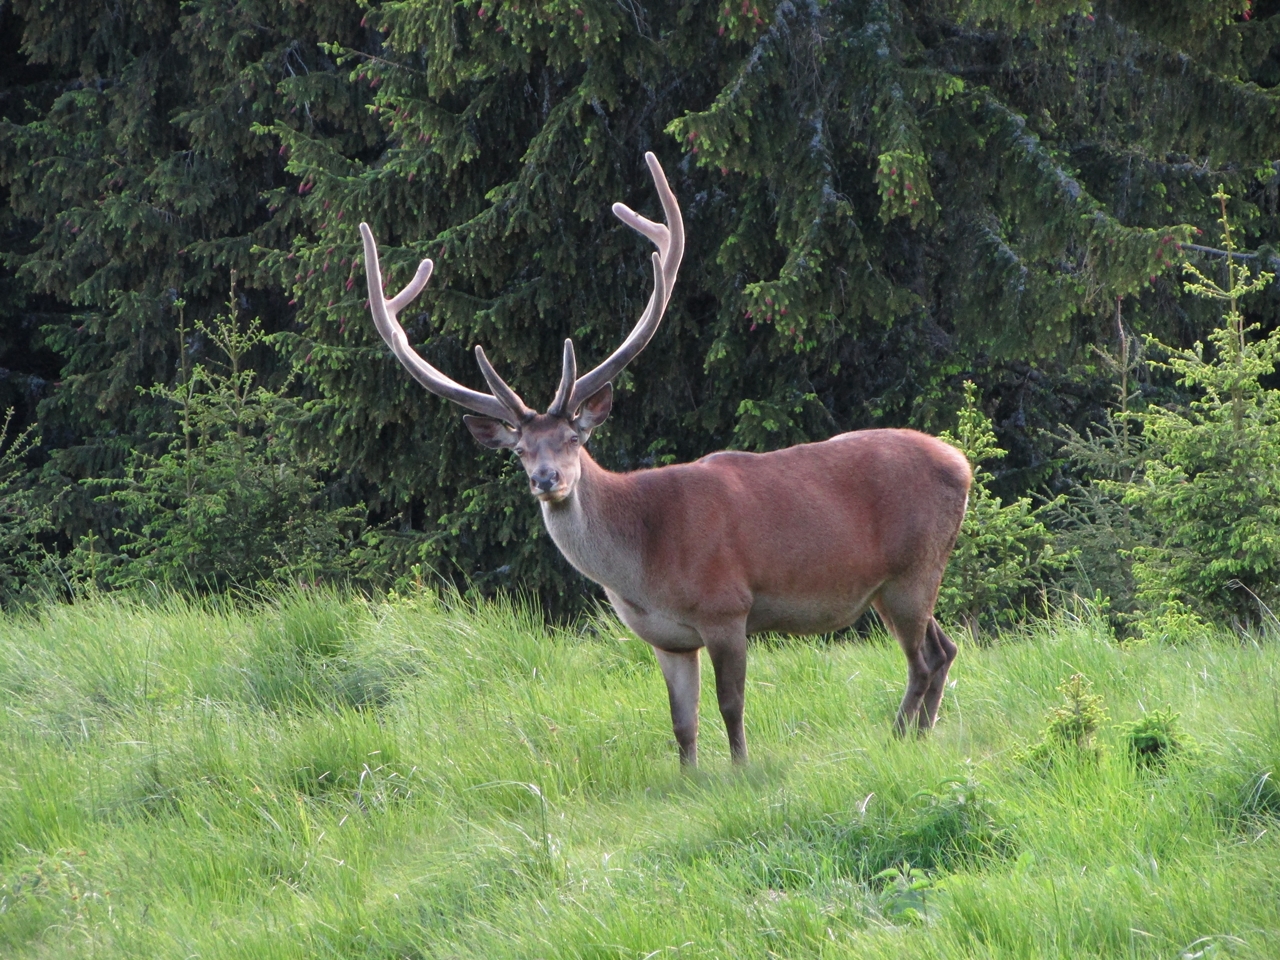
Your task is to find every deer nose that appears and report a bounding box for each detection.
[531,467,560,494]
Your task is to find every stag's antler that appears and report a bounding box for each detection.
[548,151,684,418]
[360,150,681,424]
[359,223,532,425]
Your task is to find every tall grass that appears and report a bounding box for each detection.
[1,590,1277,958]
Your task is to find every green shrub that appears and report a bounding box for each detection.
[84,281,365,593]
[1117,709,1186,768]
[1019,673,1109,766]
[1049,308,1151,632]
[0,409,51,607]
[937,382,1070,636]
[1124,188,1280,637]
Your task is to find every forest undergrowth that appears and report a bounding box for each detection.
[1,589,1277,959]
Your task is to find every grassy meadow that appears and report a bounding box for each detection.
[0,590,1277,959]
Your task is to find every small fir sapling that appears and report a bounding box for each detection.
[88,276,364,592]
[1050,299,1150,631]
[1018,673,1109,766]
[1116,709,1187,768]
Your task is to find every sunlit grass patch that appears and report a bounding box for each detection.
[0,592,1277,958]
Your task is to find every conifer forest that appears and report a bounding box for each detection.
[2,0,1280,636]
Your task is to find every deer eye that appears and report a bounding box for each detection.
[568,434,580,446]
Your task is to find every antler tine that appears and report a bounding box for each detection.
[566,252,665,415]
[611,151,684,310]
[565,152,684,416]
[359,222,521,426]
[547,339,577,417]
[474,346,534,422]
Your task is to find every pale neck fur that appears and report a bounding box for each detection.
[539,451,643,597]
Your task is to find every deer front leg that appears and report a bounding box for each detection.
[702,621,750,764]
[653,648,700,767]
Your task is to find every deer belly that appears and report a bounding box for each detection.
[604,588,703,651]
[746,594,871,636]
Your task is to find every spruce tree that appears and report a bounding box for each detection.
[95,281,364,593]
[1125,187,1280,634]
[0,3,61,439]
[0,0,374,549]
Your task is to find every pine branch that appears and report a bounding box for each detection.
[1181,242,1280,271]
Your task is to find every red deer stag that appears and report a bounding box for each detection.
[359,152,971,766]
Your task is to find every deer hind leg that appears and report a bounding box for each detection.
[873,587,940,736]
[919,618,958,728]
[653,648,701,767]
[699,619,750,764]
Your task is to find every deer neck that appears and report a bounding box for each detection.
[539,450,643,597]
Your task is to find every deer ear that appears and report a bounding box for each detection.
[573,383,613,435]
[464,415,519,449]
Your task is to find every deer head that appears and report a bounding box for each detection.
[359,152,683,503]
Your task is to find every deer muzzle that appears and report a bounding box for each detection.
[530,466,564,500]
